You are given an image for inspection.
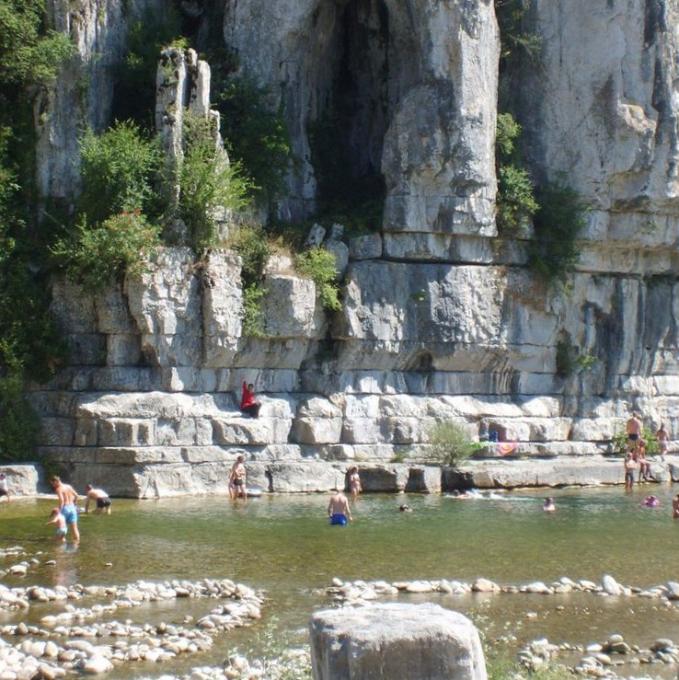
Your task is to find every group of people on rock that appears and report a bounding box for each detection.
[46,477,112,543]
[623,414,669,490]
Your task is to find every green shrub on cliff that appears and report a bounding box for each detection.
[231,225,271,337]
[78,121,162,223]
[495,113,538,234]
[529,181,586,283]
[295,247,341,311]
[180,113,253,251]
[52,211,160,290]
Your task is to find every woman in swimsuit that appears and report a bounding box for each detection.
[348,467,362,500]
[229,455,247,500]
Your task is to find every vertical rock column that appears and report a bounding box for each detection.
[155,47,227,244]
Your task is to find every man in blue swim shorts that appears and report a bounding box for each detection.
[50,476,80,542]
[327,490,352,526]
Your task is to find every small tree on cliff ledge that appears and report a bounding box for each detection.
[427,422,483,468]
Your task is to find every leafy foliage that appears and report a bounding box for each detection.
[611,428,659,457]
[180,113,253,251]
[529,181,586,283]
[555,336,598,378]
[495,113,538,233]
[78,121,162,223]
[231,226,271,337]
[427,422,484,467]
[215,77,292,205]
[242,284,267,338]
[52,211,160,290]
[0,0,74,87]
[0,1,72,462]
[494,0,542,67]
[295,247,341,311]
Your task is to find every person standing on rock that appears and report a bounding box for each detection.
[49,476,80,542]
[327,490,352,526]
[626,413,642,450]
[84,485,112,514]
[229,455,247,500]
[0,473,10,503]
[624,454,637,492]
[348,467,362,500]
[240,381,261,418]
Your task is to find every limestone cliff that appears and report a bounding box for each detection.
[32,0,679,496]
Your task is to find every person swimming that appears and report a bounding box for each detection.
[543,497,556,512]
[399,504,413,512]
[642,495,659,508]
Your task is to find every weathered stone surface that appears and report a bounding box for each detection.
[310,603,487,680]
[125,248,201,366]
[0,465,41,496]
[202,250,242,367]
[262,275,318,338]
[349,233,382,260]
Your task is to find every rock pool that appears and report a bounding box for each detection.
[1,485,678,678]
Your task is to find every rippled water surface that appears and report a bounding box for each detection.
[1,485,678,676]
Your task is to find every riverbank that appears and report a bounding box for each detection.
[3,456,679,498]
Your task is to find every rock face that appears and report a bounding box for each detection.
[30,1,679,495]
[223,0,498,230]
[309,603,487,680]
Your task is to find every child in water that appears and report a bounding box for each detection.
[47,508,67,542]
[543,497,556,512]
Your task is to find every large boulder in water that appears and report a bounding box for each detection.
[309,602,487,680]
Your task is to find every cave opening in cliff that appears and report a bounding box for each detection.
[310,0,389,229]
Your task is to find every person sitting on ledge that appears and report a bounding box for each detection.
[240,381,261,418]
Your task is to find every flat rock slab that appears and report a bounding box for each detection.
[310,603,487,680]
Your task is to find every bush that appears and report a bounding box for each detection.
[52,211,160,290]
[215,77,292,204]
[242,284,267,338]
[295,247,341,311]
[427,421,484,467]
[494,0,542,67]
[555,336,597,378]
[180,113,253,251]
[529,181,586,283]
[79,121,162,223]
[610,428,659,457]
[0,1,74,87]
[231,225,271,285]
[230,226,271,338]
[495,113,538,234]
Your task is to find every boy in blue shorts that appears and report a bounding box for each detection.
[327,490,352,526]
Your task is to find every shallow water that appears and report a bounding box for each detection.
[1,485,679,677]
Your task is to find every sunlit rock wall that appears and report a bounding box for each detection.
[31,0,679,495]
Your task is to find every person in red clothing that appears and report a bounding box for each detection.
[240,381,261,418]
